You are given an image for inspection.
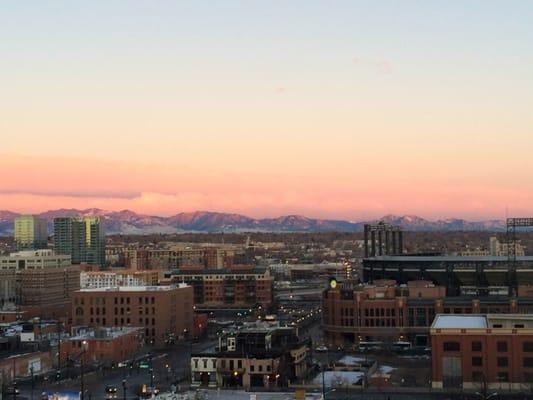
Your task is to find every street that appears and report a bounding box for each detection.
[15,340,217,400]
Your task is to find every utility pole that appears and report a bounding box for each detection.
[321,364,326,400]
[122,379,126,400]
[56,321,61,381]
[30,365,34,400]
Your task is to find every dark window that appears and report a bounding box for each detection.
[523,342,533,352]
[497,357,508,367]
[472,357,483,367]
[444,342,460,352]
[471,342,482,352]
[250,365,255,372]
[497,341,508,352]
[524,357,533,368]
[237,360,242,369]
[497,372,509,382]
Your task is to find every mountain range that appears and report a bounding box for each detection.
[0,209,507,235]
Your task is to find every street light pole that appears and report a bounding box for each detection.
[80,356,85,400]
[122,379,127,400]
[321,364,326,400]
[80,340,88,400]
[30,365,34,400]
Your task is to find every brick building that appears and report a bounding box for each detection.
[166,266,273,310]
[72,284,193,347]
[322,279,533,347]
[431,314,533,391]
[60,326,143,368]
[125,246,236,271]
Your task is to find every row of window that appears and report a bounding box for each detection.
[445,341,533,353]
[193,358,273,373]
[75,296,156,306]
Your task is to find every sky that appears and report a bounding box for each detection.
[1,1,533,220]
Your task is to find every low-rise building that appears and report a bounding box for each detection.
[191,324,310,389]
[431,314,533,391]
[60,326,143,368]
[322,279,533,347]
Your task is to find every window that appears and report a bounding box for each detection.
[267,365,271,372]
[259,365,263,372]
[472,357,483,367]
[250,365,255,372]
[203,359,208,368]
[493,324,503,328]
[497,341,508,352]
[523,342,533,352]
[444,342,460,352]
[524,357,533,368]
[238,360,242,369]
[471,342,482,352]
[497,357,508,367]
[497,372,509,382]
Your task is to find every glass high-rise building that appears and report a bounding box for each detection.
[14,215,48,250]
[54,216,105,266]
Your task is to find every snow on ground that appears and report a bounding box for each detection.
[312,371,364,386]
[337,355,366,365]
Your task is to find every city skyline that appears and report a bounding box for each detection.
[2,1,533,220]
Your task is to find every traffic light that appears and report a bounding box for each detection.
[329,277,338,289]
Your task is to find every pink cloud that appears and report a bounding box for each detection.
[0,154,530,220]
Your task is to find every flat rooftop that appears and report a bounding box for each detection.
[78,283,189,292]
[432,314,533,330]
[432,315,487,329]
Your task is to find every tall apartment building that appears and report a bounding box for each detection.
[0,250,80,318]
[54,216,105,266]
[431,314,533,390]
[14,215,48,250]
[72,284,193,347]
